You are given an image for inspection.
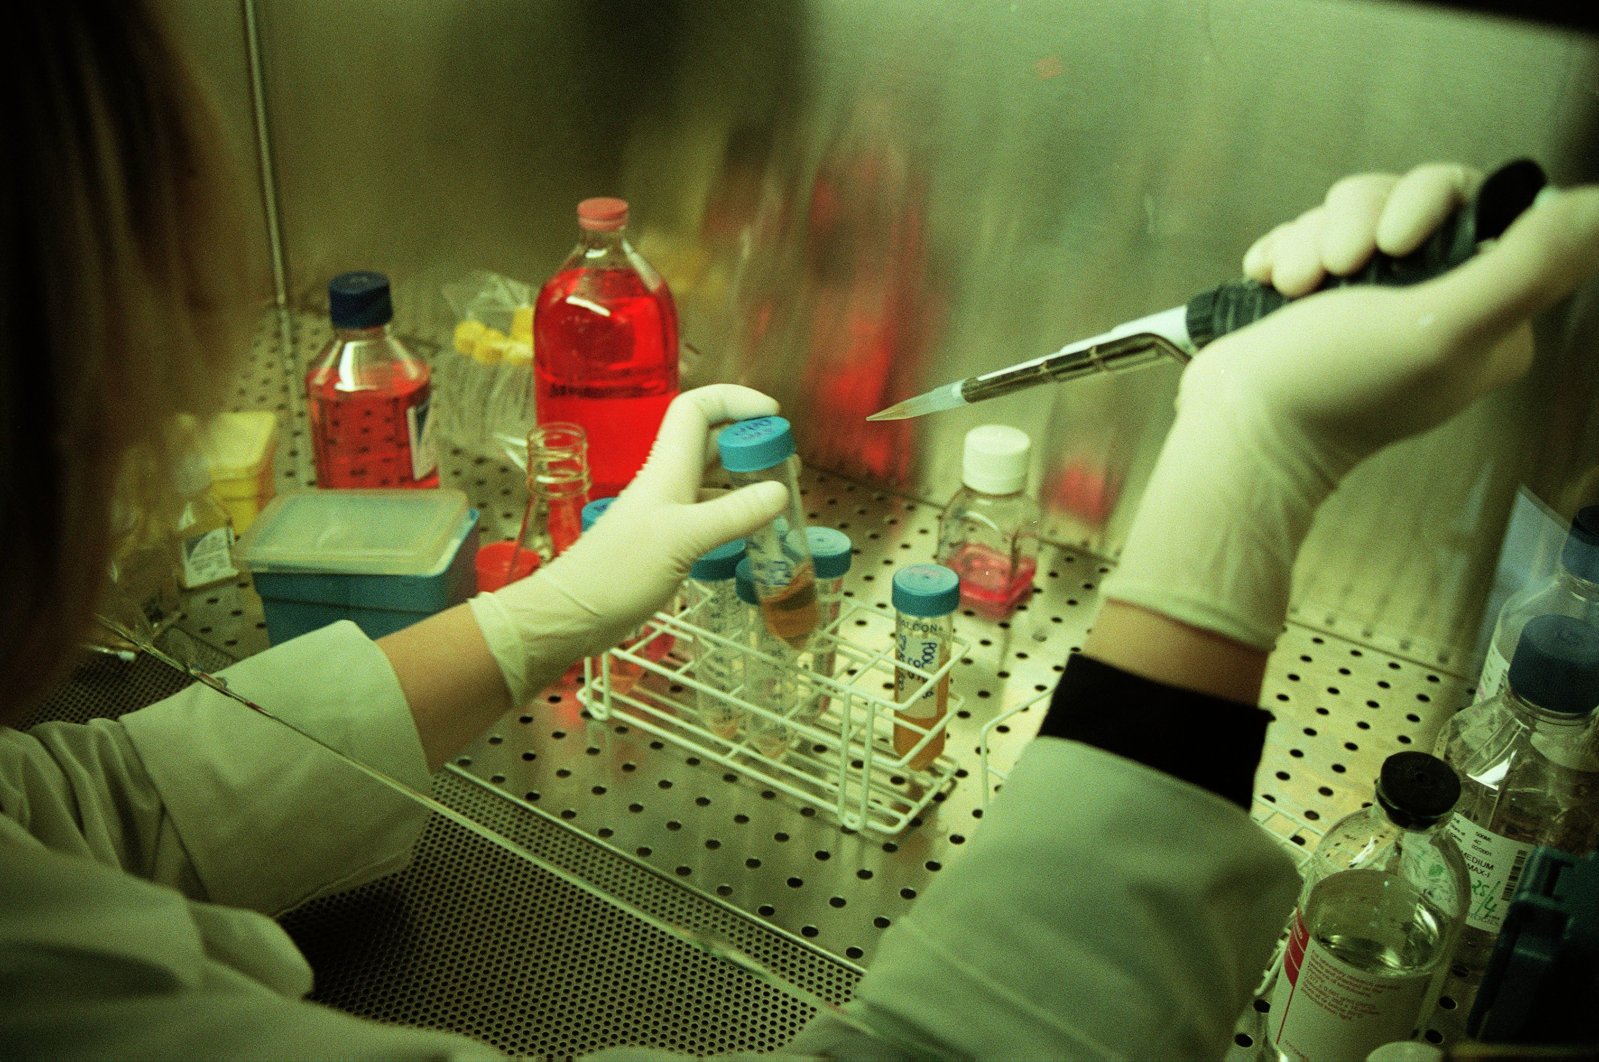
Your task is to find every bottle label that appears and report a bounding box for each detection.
[1269,909,1431,1061]
[407,392,438,482]
[1475,645,1510,704]
[179,527,238,590]
[895,617,946,720]
[1445,816,1535,933]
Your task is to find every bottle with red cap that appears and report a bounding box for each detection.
[533,197,680,499]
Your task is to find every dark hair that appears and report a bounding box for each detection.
[1,2,253,714]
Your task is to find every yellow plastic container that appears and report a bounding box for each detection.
[200,411,279,533]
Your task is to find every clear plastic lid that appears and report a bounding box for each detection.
[241,488,469,575]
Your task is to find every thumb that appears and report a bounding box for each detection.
[670,480,788,560]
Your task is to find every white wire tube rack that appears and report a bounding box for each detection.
[580,589,968,836]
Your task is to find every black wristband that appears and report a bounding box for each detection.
[1037,653,1270,810]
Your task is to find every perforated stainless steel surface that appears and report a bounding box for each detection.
[46,311,1484,1054]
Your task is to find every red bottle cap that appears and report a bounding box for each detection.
[577,197,629,232]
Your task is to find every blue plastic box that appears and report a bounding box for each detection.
[242,489,481,644]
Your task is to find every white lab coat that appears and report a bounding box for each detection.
[0,620,1299,1059]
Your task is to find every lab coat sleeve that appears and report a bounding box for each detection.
[7,621,433,915]
[786,737,1301,1060]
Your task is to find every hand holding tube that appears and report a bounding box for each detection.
[1097,165,1599,676]
[468,385,789,707]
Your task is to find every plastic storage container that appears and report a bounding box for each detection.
[241,488,478,643]
[199,410,279,534]
[534,197,679,499]
[936,424,1041,619]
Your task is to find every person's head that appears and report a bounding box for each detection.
[1,2,254,716]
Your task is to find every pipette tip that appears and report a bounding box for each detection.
[866,382,965,422]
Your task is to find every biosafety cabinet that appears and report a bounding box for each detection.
[39,0,1599,1054]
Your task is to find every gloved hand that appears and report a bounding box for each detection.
[467,385,789,707]
[1101,163,1599,649]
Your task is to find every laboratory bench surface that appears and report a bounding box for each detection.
[28,310,1481,1057]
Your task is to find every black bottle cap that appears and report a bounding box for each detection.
[328,271,393,329]
[1507,614,1599,715]
[1376,752,1460,828]
[1561,505,1599,584]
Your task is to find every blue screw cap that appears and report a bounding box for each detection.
[1561,505,1599,584]
[1508,614,1599,714]
[580,497,616,532]
[691,539,745,582]
[892,564,960,618]
[807,527,854,580]
[328,271,394,329]
[734,557,758,606]
[717,416,796,474]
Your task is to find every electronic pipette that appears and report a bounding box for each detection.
[868,158,1549,422]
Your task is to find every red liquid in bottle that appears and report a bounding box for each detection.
[945,544,1036,619]
[306,362,439,489]
[534,266,678,499]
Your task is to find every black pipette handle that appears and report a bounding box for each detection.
[1185,158,1548,349]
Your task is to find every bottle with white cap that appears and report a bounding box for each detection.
[935,424,1041,619]
[171,449,239,591]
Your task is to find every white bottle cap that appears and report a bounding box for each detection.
[962,425,1031,495]
[173,451,213,497]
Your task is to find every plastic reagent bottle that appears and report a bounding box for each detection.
[717,416,819,650]
[306,271,438,489]
[892,564,959,770]
[534,197,680,499]
[1266,751,1468,1062]
[171,451,239,591]
[935,424,1042,619]
[688,539,747,739]
[1476,505,1599,703]
[1433,613,1599,982]
[735,557,795,759]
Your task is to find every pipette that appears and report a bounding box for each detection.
[868,158,1549,422]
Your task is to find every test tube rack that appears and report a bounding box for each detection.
[581,587,967,837]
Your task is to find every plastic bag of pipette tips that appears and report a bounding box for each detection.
[431,270,537,469]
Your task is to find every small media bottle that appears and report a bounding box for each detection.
[306,271,438,489]
[1476,504,1599,703]
[688,539,747,739]
[1433,613,1599,981]
[892,564,959,770]
[736,557,795,759]
[1265,752,1468,1062]
[716,416,819,650]
[171,451,239,591]
[526,423,592,561]
[936,425,1041,619]
[534,197,679,499]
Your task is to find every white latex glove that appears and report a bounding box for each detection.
[467,385,789,707]
[1102,164,1599,649]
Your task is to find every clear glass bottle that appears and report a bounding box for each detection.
[522,422,592,562]
[935,424,1041,620]
[171,450,239,591]
[688,539,747,740]
[1476,505,1599,703]
[892,563,959,770]
[534,197,680,499]
[736,556,796,759]
[1434,613,1599,982]
[1265,752,1468,1062]
[306,271,438,489]
[717,416,818,650]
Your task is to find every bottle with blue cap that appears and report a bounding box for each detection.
[1477,506,1599,703]
[306,270,438,489]
[735,557,795,759]
[1435,612,1599,983]
[688,539,747,739]
[892,563,959,769]
[716,417,818,650]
